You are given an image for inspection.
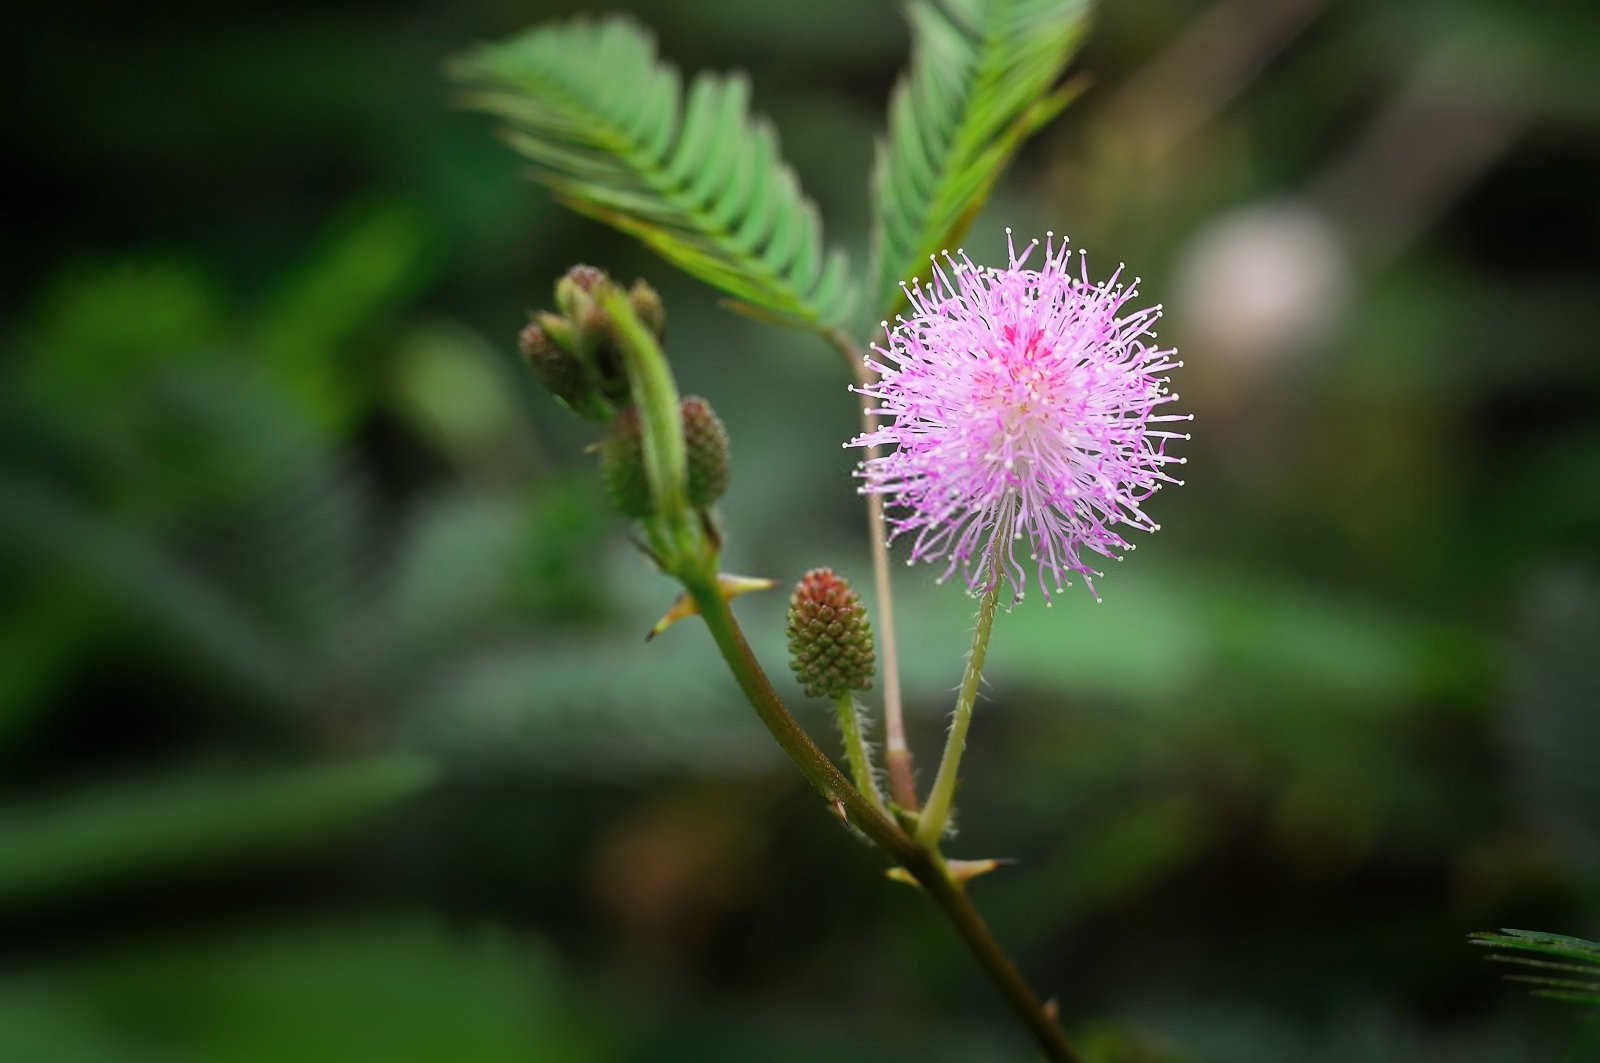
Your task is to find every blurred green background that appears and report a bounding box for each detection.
[4,1,1598,1059]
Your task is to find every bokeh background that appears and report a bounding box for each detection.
[5,1,1598,1059]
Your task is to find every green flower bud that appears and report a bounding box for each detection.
[628,279,666,338]
[520,318,610,421]
[786,568,876,699]
[599,405,652,518]
[598,396,732,519]
[578,304,631,403]
[554,263,607,321]
[681,395,729,509]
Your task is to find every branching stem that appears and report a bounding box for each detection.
[683,571,1080,1063]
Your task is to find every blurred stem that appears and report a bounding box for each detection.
[683,571,1079,1062]
[834,693,888,816]
[916,570,1002,848]
[825,326,917,813]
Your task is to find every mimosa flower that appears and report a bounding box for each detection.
[850,231,1190,603]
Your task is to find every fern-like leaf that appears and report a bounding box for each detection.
[450,18,851,328]
[870,0,1090,318]
[1470,928,1600,1007]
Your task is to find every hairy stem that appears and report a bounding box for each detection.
[834,693,888,816]
[916,573,1002,848]
[826,327,917,812]
[684,572,1079,1062]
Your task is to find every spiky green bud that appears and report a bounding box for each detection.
[681,396,729,508]
[554,263,607,321]
[599,405,652,518]
[628,279,666,338]
[578,304,631,403]
[598,395,732,518]
[786,569,876,699]
[520,318,610,421]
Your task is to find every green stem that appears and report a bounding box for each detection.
[683,567,905,851]
[827,326,917,812]
[918,870,1082,1063]
[916,573,1003,848]
[834,693,888,816]
[684,573,1079,1062]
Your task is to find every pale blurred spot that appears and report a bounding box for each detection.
[1176,200,1348,370]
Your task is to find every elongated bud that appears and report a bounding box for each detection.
[628,279,666,338]
[681,396,729,508]
[520,318,610,420]
[600,396,731,517]
[599,405,652,518]
[554,263,607,321]
[786,569,875,699]
[579,304,631,403]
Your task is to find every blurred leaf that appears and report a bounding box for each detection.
[251,201,431,432]
[0,918,613,1063]
[0,754,435,904]
[0,474,307,707]
[388,319,531,471]
[18,259,225,417]
[869,0,1089,317]
[451,16,852,328]
[0,580,113,750]
[1470,929,1600,1007]
[990,793,1207,941]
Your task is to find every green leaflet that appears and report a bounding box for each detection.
[0,756,436,903]
[450,18,851,329]
[1470,929,1600,1007]
[869,0,1090,319]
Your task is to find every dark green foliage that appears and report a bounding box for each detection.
[1470,929,1600,1007]
[869,0,1090,317]
[9,2,1600,1058]
[450,18,852,328]
[0,757,435,904]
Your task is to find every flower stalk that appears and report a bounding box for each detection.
[834,693,888,817]
[917,556,1004,847]
[829,326,918,813]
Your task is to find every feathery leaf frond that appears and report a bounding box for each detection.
[1470,928,1600,1007]
[450,18,851,328]
[870,0,1090,318]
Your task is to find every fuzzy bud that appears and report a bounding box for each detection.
[520,318,604,420]
[786,569,875,699]
[599,405,652,518]
[628,279,666,338]
[554,263,608,321]
[681,395,729,509]
[578,304,631,403]
[598,396,732,518]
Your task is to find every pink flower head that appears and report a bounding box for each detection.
[849,230,1190,604]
